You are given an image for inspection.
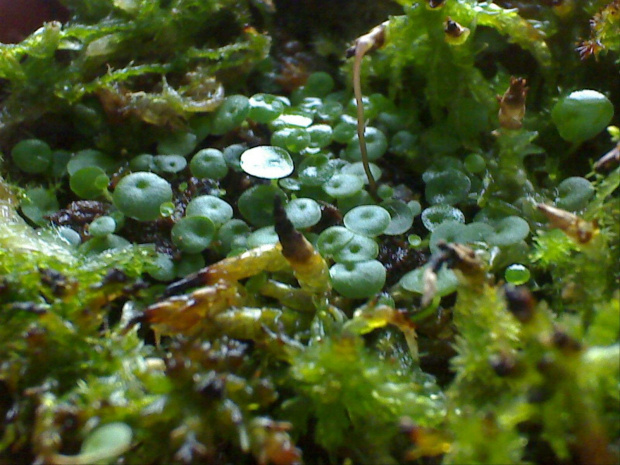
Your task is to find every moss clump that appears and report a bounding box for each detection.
[0,1,619,464]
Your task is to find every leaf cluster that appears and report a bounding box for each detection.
[0,1,619,464]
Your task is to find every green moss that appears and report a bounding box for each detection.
[0,0,619,464]
[0,0,269,149]
[288,335,444,460]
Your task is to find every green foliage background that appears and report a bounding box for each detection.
[0,0,619,464]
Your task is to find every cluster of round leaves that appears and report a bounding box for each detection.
[9,107,247,270]
[393,88,613,296]
[11,77,610,303]
[9,89,436,292]
[316,204,409,299]
[230,78,431,299]
[395,148,540,297]
[10,142,114,201]
[9,136,230,276]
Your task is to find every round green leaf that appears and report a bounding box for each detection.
[171,216,215,253]
[307,124,333,149]
[222,144,246,172]
[488,216,530,247]
[271,127,311,153]
[461,221,494,244]
[211,95,250,135]
[556,176,594,211]
[429,220,468,253]
[247,226,279,248]
[304,71,334,97]
[157,131,197,156]
[425,169,471,205]
[217,219,251,253]
[408,234,422,247]
[240,146,294,179]
[400,265,458,296]
[79,234,131,255]
[238,184,286,227]
[67,149,117,175]
[57,227,82,247]
[332,119,357,143]
[271,107,314,128]
[317,226,355,257]
[148,253,176,282]
[390,130,418,158]
[279,177,302,192]
[298,154,336,186]
[21,187,59,226]
[552,90,614,143]
[176,253,205,277]
[330,260,386,299]
[112,172,173,221]
[344,205,391,237]
[423,157,464,182]
[345,127,388,162]
[421,205,465,232]
[248,93,285,123]
[382,199,414,235]
[298,96,323,115]
[11,139,52,174]
[285,198,322,229]
[341,161,382,185]
[190,148,228,180]
[323,173,364,198]
[408,200,422,217]
[185,195,233,227]
[89,216,116,237]
[337,189,374,214]
[333,233,379,263]
[70,166,110,200]
[79,422,133,463]
[153,155,187,173]
[316,100,343,123]
[130,154,155,171]
[51,150,72,178]
[464,153,486,173]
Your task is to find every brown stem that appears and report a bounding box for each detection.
[349,22,387,202]
[353,47,379,200]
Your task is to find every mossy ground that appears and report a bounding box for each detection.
[0,1,619,464]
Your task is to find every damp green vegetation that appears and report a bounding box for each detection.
[1,0,619,464]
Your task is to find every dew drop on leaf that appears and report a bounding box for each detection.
[240,146,294,179]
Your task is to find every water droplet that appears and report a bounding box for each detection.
[505,264,530,285]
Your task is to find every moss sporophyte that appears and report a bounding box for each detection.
[1,0,619,464]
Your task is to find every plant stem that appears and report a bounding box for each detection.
[349,21,388,202]
[353,48,379,200]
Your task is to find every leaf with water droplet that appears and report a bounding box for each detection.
[240,146,294,179]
